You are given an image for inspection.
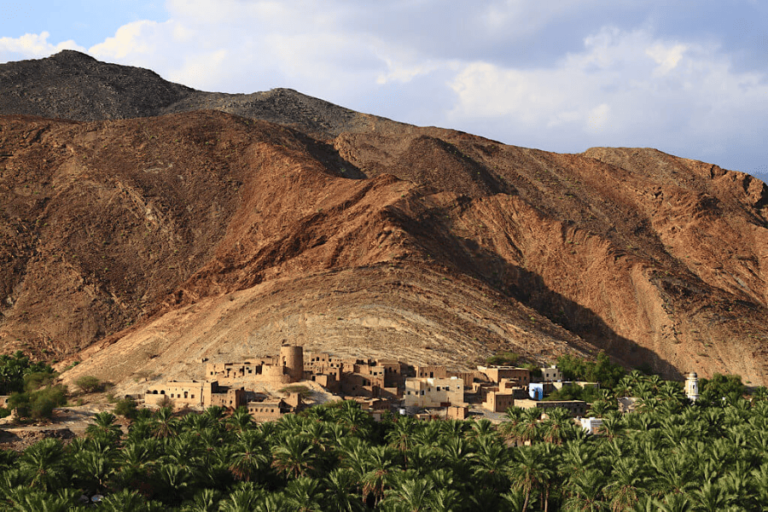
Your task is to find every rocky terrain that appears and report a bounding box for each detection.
[0,51,766,390]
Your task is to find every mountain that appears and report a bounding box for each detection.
[0,51,766,391]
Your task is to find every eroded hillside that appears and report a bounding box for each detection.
[0,52,766,387]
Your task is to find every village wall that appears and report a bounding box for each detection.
[145,380,204,408]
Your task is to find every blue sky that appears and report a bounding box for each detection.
[1,1,767,178]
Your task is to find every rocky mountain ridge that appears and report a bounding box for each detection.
[0,51,765,388]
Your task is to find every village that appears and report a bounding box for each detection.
[142,345,702,432]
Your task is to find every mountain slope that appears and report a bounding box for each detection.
[0,52,766,387]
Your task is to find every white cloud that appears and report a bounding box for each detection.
[89,20,171,60]
[1,1,767,173]
[0,32,84,60]
[646,43,687,75]
[447,26,768,162]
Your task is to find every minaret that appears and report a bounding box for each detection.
[685,372,699,402]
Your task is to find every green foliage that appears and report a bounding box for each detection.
[523,362,543,378]
[23,371,56,392]
[114,397,139,419]
[278,385,312,399]
[7,384,67,419]
[75,375,103,393]
[556,351,625,389]
[699,373,745,404]
[1,386,767,511]
[543,383,602,403]
[485,351,519,366]
[0,351,55,394]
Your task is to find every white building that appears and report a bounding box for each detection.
[404,377,464,408]
[685,372,699,402]
[581,417,604,435]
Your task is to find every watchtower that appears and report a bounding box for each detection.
[684,372,699,402]
[280,345,304,383]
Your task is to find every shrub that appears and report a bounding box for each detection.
[556,351,625,389]
[6,384,67,420]
[75,376,102,394]
[279,385,312,399]
[23,371,56,392]
[158,395,175,409]
[485,351,519,366]
[114,397,138,419]
[0,351,55,394]
[522,363,543,378]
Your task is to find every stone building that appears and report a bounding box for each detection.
[414,365,447,379]
[540,365,563,382]
[477,366,531,386]
[145,380,205,407]
[482,390,516,413]
[404,377,464,408]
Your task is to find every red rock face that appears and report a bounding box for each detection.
[1,110,766,387]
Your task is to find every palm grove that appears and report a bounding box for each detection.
[0,352,766,511]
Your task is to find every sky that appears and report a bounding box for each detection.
[1,1,767,178]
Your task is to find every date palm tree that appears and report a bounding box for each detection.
[229,430,269,482]
[73,448,115,493]
[471,436,511,492]
[509,445,554,512]
[227,407,254,433]
[183,488,221,512]
[284,476,327,511]
[386,417,417,467]
[272,435,317,479]
[18,439,68,492]
[381,476,433,512]
[562,469,608,512]
[361,445,398,505]
[85,412,123,442]
[603,457,649,512]
[218,482,265,512]
[152,407,179,439]
[325,468,365,512]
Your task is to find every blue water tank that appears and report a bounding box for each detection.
[529,383,544,400]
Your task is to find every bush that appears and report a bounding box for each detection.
[700,374,745,404]
[544,383,601,403]
[523,363,543,378]
[0,351,55,394]
[556,351,625,389]
[485,351,519,366]
[279,385,312,399]
[75,376,103,394]
[23,371,56,392]
[6,385,67,420]
[158,395,175,409]
[114,397,138,419]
